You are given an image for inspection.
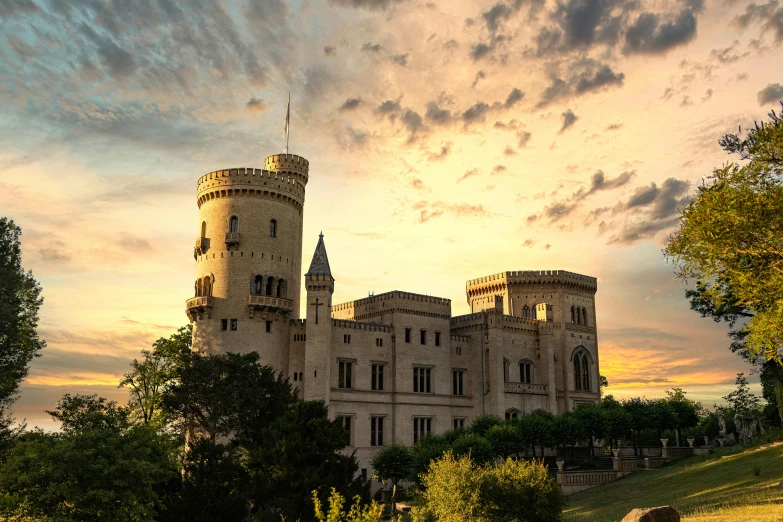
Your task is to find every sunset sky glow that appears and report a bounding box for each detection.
[2,0,782,429]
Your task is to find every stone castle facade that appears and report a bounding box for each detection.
[186,153,601,479]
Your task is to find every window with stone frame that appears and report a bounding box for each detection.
[338,360,354,389]
[405,328,411,343]
[453,418,465,430]
[338,415,353,446]
[371,363,385,391]
[505,408,520,420]
[520,360,532,384]
[413,366,432,393]
[452,369,465,396]
[370,416,384,447]
[413,417,432,443]
[574,350,590,391]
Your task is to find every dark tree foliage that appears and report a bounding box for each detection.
[0,218,45,410]
[0,395,175,522]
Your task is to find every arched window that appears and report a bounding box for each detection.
[520,360,532,384]
[276,278,284,298]
[203,276,212,296]
[253,275,263,295]
[577,307,582,325]
[573,348,590,391]
[571,306,575,323]
[270,219,277,238]
[503,358,510,382]
[265,276,274,296]
[582,308,588,326]
[531,303,537,320]
[505,408,520,420]
[201,221,207,238]
[522,305,530,319]
[229,216,239,233]
[196,278,202,297]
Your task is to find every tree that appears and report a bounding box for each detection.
[313,488,390,522]
[0,394,175,522]
[572,403,606,458]
[723,373,762,415]
[120,324,193,427]
[664,388,702,445]
[371,445,413,514]
[468,414,503,436]
[410,433,450,481]
[602,397,632,449]
[0,218,45,415]
[664,105,783,364]
[760,361,783,425]
[551,411,581,450]
[622,397,651,455]
[485,422,525,458]
[599,375,609,396]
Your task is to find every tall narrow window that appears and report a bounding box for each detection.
[435,332,441,346]
[574,350,590,391]
[405,328,411,343]
[582,308,588,326]
[371,363,385,391]
[420,330,427,345]
[338,360,353,389]
[577,307,582,325]
[571,306,575,323]
[270,219,277,237]
[413,417,432,443]
[520,361,532,383]
[413,367,431,393]
[574,355,582,390]
[452,370,465,396]
[265,276,274,296]
[523,305,530,318]
[253,275,263,295]
[339,416,352,446]
[581,353,590,391]
[503,358,510,382]
[371,416,384,447]
[203,276,211,296]
[196,278,203,297]
[453,418,465,430]
[201,221,207,238]
[229,216,239,233]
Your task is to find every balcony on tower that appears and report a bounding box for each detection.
[248,295,294,318]
[186,296,213,321]
[194,237,210,258]
[225,232,240,247]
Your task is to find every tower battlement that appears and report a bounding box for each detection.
[466,270,597,296]
[265,154,309,186]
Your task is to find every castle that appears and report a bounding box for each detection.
[186,153,601,480]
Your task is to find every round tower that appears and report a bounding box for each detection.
[187,154,309,371]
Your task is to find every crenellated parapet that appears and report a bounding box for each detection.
[265,154,309,186]
[196,167,306,214]
[333,290,452,321]
[466,270,597,301]
[332,319,394,333]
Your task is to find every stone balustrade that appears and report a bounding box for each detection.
[225,232,240,246]
[186,296,213,320]
[644,457,666,469]
[662,447,694,461]
[503,382,548,395]
[247,295,294,318]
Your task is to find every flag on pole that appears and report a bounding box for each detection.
[283,93,290,138]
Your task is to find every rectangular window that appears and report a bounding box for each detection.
[338,360,353,389]
[371,363,385,391]
[221,319,228,331]
[339,415,352,446]
[405,328,411,343]
[452,370,465,396]
[413,367,432,393]
[420,330,427,345]
[453,418,465,430]
[299,372,303,381]
[230,319,238,331]
[371,416,384,447]
[413,417,432,443]
[265,320,272,333]
[344,334,351,344]
[435,331,441,346]
[361,468,367,481]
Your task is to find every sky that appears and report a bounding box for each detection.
[2,0,782,430]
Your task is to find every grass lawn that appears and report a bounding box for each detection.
[563,443,783,522]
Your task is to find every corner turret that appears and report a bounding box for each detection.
[304,233,334,403]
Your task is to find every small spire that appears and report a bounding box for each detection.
[306,233,331,276]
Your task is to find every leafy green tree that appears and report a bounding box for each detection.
[572,403,606,458]
[410,433,450,481]
[0,218,45,418]
[599,375,609,396]
[648,399,678,440]
[664,388,702,445]
[484,422,525,458]
[162,351,297,442]
[760,362,783,425]
[523,409,555,457]
[551,411,581,450]
[468,414,503,436]
[120,325,193,427]
[723,373,762,415]
[371,445,412,514]
[411,451,563,522]
[623,397,651,455]
[451,431,495,465]
[0,394,175,522]
[664,105,783,364]
[313,488,391,522]
[602,398,632,449]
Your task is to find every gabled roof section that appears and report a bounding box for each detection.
[306,232,332,277]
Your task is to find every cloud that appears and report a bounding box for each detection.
[543,200,579,221]
[758,83,783,105]
[517,130,532,147]
[504,87,525,108]
[329,0,405,10]
[492,165,507,174]
[324,45,336,56]
[245,97,268,112]
[456,168,480,183]
[425,101,452,124]
[361,42,383,53]
[734,1,783,43]
[504,146,517,156]
[472,70,486,88]
[538,59,624,106]
[710,41,745,63]
[462,102,491,123]
[522,238,536,248]
[701,89,713,102]
[559,109,578,133]
[390,54,408,66]
[623,10,698,55]
[376,99,401,115]
[413,200,488,224]
[480,0,545,34]
[0,0,38,16]
[40,247,71,264]
[606,123,623,131]
[335,126,369,150]
[427,142,452,162]
[608,177,691,244]
[339,98,363,112]
[401,110,423,140]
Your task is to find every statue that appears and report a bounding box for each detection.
[733,413,743,442]
[717,409,727,435]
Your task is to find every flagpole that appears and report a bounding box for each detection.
[285,92,291,154]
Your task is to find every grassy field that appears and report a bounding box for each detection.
[563,443,783,522]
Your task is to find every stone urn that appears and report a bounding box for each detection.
[612,448,620,457]
[687,438,695,448]
[660,438,668,447]
[556,459,564,472]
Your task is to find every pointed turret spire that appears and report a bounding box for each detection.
[306,232,332,277]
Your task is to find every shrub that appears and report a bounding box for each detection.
[411,451,564,522]
[313,488,395,522]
